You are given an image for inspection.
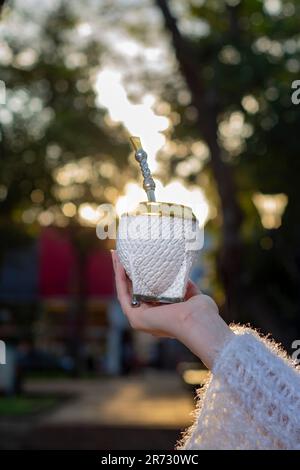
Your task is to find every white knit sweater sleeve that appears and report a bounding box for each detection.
[180,326,300,450]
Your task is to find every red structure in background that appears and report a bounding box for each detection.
[39,228,77,298]
[38,228,115,371]
[39,227,114,299]
[85,249,114,298]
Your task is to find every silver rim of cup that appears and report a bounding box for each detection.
[134,294,184,304]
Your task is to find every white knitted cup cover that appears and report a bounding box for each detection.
[117,214,201,301]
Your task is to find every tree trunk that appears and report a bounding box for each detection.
[0,1,5,15]
[155,0,243,320]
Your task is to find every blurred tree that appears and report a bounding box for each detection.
[1,0,300,349]
[0,4,130,231]
[0,3,130,373]
[155,0,243,322]
[151,0,300,341]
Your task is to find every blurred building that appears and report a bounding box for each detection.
[0,227,116,375]
[0,227,208,379]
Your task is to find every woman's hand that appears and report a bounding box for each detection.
[111,250,233,369]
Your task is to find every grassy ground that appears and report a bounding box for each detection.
[0,396,59,416]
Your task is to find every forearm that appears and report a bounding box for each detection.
[177,297,234,369]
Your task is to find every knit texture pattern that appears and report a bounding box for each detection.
[179,327,300,450]
[117,214,201,300]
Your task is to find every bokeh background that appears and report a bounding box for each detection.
[0,0,300,450]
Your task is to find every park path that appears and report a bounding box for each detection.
[21,371,201,449]
[25,371,194,428]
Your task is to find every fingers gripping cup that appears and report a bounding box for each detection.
[116,137,202,306]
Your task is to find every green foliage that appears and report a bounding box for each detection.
[152,0,300,333]
[1,0,300,337]
[0,4,130,242]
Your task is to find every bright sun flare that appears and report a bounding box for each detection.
[94,67,210,227]
[95,69,169,172]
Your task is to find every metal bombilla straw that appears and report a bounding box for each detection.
[129,136,156,306]
[130,136,156,203]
